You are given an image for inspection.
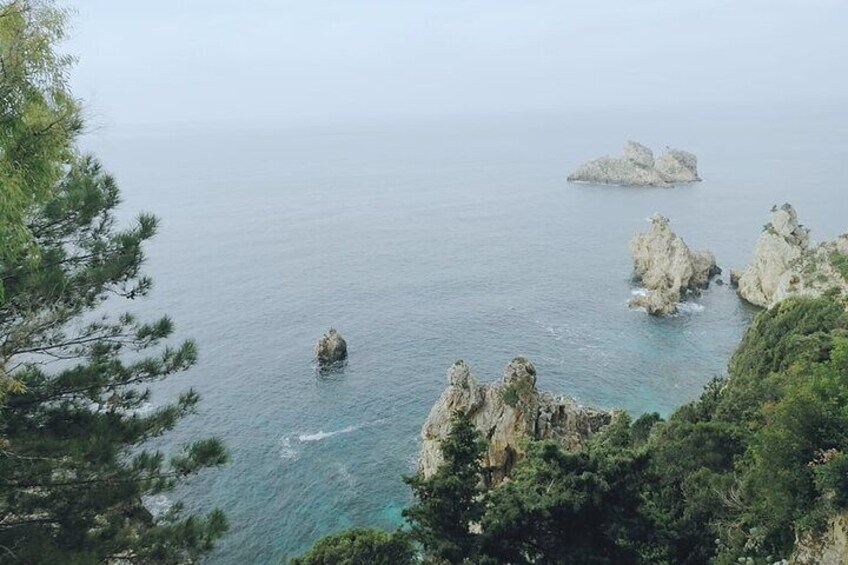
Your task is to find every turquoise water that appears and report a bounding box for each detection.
[81,105,847,562]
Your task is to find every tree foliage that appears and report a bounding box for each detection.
[290,528,415,565]
[403,410,487,564]
[0,1,228,562]
[0,0,82,301]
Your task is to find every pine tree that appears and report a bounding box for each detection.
[403,410,486,564]
[0,1,229,562]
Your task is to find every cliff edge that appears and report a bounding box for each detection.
[734,204,848,308]
[419,358,614,484]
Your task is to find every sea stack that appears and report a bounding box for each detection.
[734,204,848,308]
[629,213,720,316]
[314,328,347,365]
[568,141,701,187]
[418,359,614,485]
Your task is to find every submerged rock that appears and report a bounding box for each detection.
[628,214,720,316]
[568,141,701,187]
[736,204,848,308]
[314,329,347,365]
[418,359,614,484]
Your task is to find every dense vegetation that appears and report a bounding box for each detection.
[296,293,848,564]
[0,1,227,562]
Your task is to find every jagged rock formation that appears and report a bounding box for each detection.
[655,149,700,183]
[734,204,848,308]
[629,214,720,315]
[419,358,614,484]
[314,329,347,365]
[789,513,848,564]
[567,141,701,187]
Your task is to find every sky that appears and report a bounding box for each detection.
[65,0,848,127]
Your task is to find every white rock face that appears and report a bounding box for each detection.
[623,140,655,167]
[736,204,848,308]
[790,513,848,565]
[628,214,719,316]
[314,328,347,365]
[655,149,700,183]
[419,359,614,484]
[568,142,701,187]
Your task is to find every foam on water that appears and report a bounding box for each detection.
[298,425,359,443]
[142,494,174,520]
[677,301,706,314]
[279,437,299,462]
[279,419,390,462]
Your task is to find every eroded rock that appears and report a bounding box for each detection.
[419,358,614,484]
[568,142,701,187]
[790,513,848,565]
[628,214,719,315]
[314,328,347,365]
[736,204,848,308]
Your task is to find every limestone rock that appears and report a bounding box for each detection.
[655,148,700,183]
[628,214,720,316]
[568,142,701,187]
[623,140,655,167]
[419,358,614,484]
[790,513,848,565]
[314,328,347,365]
[736,204,848,308]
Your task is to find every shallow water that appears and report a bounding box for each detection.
[81,104,847,562]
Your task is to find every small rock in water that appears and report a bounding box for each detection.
[314,328,348,365]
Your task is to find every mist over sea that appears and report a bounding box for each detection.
[81,104,847,562]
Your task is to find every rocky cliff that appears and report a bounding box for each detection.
[789,514,848,565]
[629,214,720,315]
[567,141,701,187]
[734,204,848,308]
[419,358,614,483]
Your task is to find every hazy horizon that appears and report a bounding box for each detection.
[66,0,848,129]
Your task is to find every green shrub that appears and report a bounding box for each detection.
[290,529,414,565]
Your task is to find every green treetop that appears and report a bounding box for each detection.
[0,1,229,562]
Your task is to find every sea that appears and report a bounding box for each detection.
[80,103,848,562]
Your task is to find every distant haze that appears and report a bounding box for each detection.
[67,0,848,127]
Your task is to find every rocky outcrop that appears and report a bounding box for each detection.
[567,141,701,187]
[629,214,720,315]
[655,149,700,183]
[735,204,848,308]
[419,358,614,484]
[789,513,848,565]
[314,329,347,365]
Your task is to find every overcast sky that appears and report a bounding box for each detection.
[65,0,848,127]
